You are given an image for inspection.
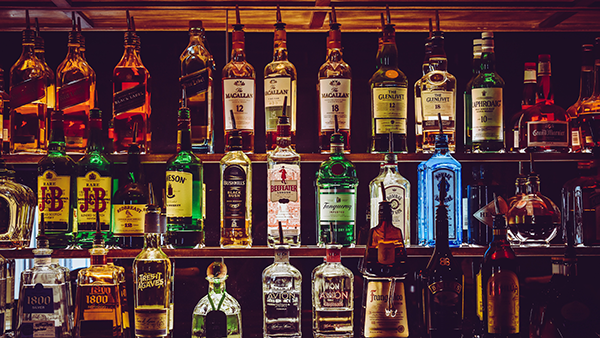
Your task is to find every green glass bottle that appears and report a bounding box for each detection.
[315,116,358,247]
[76,108,112,248]
[166,107,204,248]
[37,109,76,248]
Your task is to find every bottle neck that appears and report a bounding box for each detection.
[480,48,496,72]
[331,142,344,155]
[144,233,161,249]
[422,61,430,77]
[273,29,288,61]
[87,118,104,153]
[177,117,192,152]
[528,176,541,194]
[471,53,481,75]
[580,63,595,100]
[209,280,226,294]
[274,246,290,263]
[428,35,447,72]
[231,30,246,62]
[48,114,67,153]
[378,42,399,68]
[491,227,508,242]
[21,43,36,58]
[91,254,107,265]
[537,61,553,104]
[276,124,292,148]
[126,147,143,184]
[594,59,600,97]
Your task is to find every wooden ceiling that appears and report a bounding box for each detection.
[0,0,599,32]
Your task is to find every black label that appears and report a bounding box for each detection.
[223,165,246,229]
[23,284,54,314]
[77,222,110,232]
[58,77,91,110]
[527,121,568,146]
[79,320,114,338]
[10,77,45,109]
[113,84,146,115]
[205,310,227,338]
[181,68,209,98]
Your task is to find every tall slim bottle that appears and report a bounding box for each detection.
[566,44,594,153]
[34,18,55,119]
[415,20,433,153]
[509,63,536,153]
[580,38,600,152]
[222,6,255,153]
[464,39,482,153]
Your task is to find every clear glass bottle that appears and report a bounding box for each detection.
[34,18,55,116]
[0,156,36,248]
[191,262,242,338]
[568,44,594,153]
[414,21,433,154]
[464,38,482,153]
[180,20,215,154]
[561,161,600,246]
[509,62,537,153]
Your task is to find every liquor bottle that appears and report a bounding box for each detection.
[10,10,48,153]
[74,216,124,338]
[419,13,457,153]
[17,219,72,338]
[56,12,96,153]
[222,6,255,153]
[75,108,112,248]
[166,107,204,248]
[318,8,352,153]
[38,109,76,249]
[267,97,301,247]
[311,244,354,337]
[0,68,9,153]
[110,259,131,338]
[509,62,537,153]
[220,110,252,248]
[264,6,297,151]
[77,17,88,61]
[180,20,215,153]
[0,156,36,248]
[422,175,463,338]
[369,7,408,153]
[133,203,172,338]
[415,20,433,154]
[369,133,410,245]
[315,116,358,247]
[113,12,151,154]
[466,164,503,246]
[6,258,15,334]
[262,225,302,338]
[418,115,462,247]
[519,54,570,153]
[580,38,600,152]
[464,38,483,153]
[471,32,505,152]
[191,262,242,338]
[567,44,594,153]
[34,18,55,116]
[561,161,600,246]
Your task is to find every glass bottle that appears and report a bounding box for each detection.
[222,7,255,154]
[561,161,600,246]
[509,62,537,153]
[133,204,172,338]
[34,18,55,117]
[267,99,301,247]
[191,262,242,338]
[56,13,96,153]
[568,44,594,153]
[415,20,432,154]
[10,10,47,153]
[0,68,9,154]
[264,6,297,151]
[180,20,215,153]
[113,12,151,154]
[0,156,36,248]
[464,38,482,153]
[311,244,353,338]
[318,9,352,153]
[471,32,505,153]
[6,258,15,334]
[369,8,408,153]
[467,164,503,246]
[166,107,204,248]
[580,38,600,152]
[76,108,112,248]
[37,110,76,249]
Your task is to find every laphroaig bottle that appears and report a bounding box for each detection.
[566,44,594,153]
[464,38,482,153]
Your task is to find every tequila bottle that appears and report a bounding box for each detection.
[414,21,433,153]
[34,18,55,115]
[0,156,36,248]
[264,6,297,151]
[180,20,215,153]
[76,108,112,248]
[191,262,242,338]
[464,38,482,153]
[166,107,204,248]
[567,44,594,153]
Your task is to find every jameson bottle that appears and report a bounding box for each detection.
[37,110,76,249]
[464,38,482,153]
[264,6,297,151]
[180,20,215,153]
[166,107,204,248]
[369,7,408,153]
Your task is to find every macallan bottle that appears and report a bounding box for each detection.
[264,6,297,151]
[318,8,351,154]
[222,6,255,153]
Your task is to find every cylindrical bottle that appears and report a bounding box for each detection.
[567,44,594,153]
[464,38,482,153]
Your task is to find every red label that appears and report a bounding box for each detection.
[10,77,45,109]
[58,77,91,110]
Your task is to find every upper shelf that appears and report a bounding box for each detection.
[0,0,600,32]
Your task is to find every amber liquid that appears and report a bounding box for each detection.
[113,67,151,154]
[11,103,45,153]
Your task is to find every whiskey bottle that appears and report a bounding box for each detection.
[222,6,255,153]
[0,156,36,248]
[191,262,242,338]
[220,110,252,248]
[113,12,151,154]
[38,110,76,249]
[580,38,600,152]
[34,18,55,116]
[264,6,297,151]
[567,44,594,153]
[369,7,408,153]
[76,108,112,248]
[267,97,301,247]
[318,8,352,153]
[464,38,483,153]
[414,20,433,153]
[509,63,537,153]
[0,68,9,153]
[133,203,172,338]
[561,161,600,246]
[180,20,215,153]
[10,10,48,153]
[422,175,463,338]
[166,107,204,248]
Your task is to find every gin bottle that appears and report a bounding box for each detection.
[191,262,242,338]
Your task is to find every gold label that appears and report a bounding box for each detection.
[364,279,409,338]
[476,270,483,321]
[377,242,395,265]
[77,172,111,225]
[113,204,145,235]
[135,308,168,336]
[487,270,519,334]
[37,170,71,225]
[166,171,193,218]
[138,272,165,291]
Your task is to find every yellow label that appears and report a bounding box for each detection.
[166,171,193,218]
[377,242,395,265]
[487,270,519,334]
[37,170,71,225]
[113,204,146,235]
[76,171,111,225]
[421,91,454,119]
[364,279,409,338]
[373,87,407,120]
[135,307,168,335]
[476,270,483,321]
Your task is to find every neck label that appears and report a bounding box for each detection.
[223,79,255,130]
[319,79,351,130]
[58,77,91,110]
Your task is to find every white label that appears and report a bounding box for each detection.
[462,197,469,231]
[431,169,458,240]
[267,164,301,236]
[373,87,408,134]
[23,321,55,337]
[572,130,580,147]
[513,129,519,149]
[319,188,356,222]
[472,88,503,142]
[264,77,291,108]
[421,91,454,121]
[363,279,409,338]
[166,171,193,218]
[319,78,351,130]
[370,185,407,234]
[223,78,255,130]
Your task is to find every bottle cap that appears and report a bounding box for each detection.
[22,10,35,43]
[481,31,494,39]
[325,244,342,263]
[274,5,286,30]
[144,204,161,234]
[330,115,344,146]
[189,20,203,29]
[206,261,228,282]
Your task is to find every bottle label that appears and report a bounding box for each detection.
[10,77,45,109]
[264,77,292,131]
[372,87,408,134]
[318,277,351,308]
[80,285,119,312]
[135,308,168,337]
[267,164,301,235]
[222,165,247,229]
[319,78,351,130]
[421,91,454,130]
[114,83,147,115]
[76,172,111,231]
[166,171,193,218]
[526,121,568,147]
[58,77,91,110]
[180,68,210,98]
[571,130,580,147]
[476,270,483,321]
[426,277,463,331]
[318,189,356,222]
[223,79,255,130]
[378,242,395,265]
[431,169,458,241]
[363,279,409,338]
[487,270,519,334]
[112,204,146,235]
[38,170,71,229]
[472,88,503,142]
[20,321,54,338]
[23,284,54,314]
[265,286,299,315]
